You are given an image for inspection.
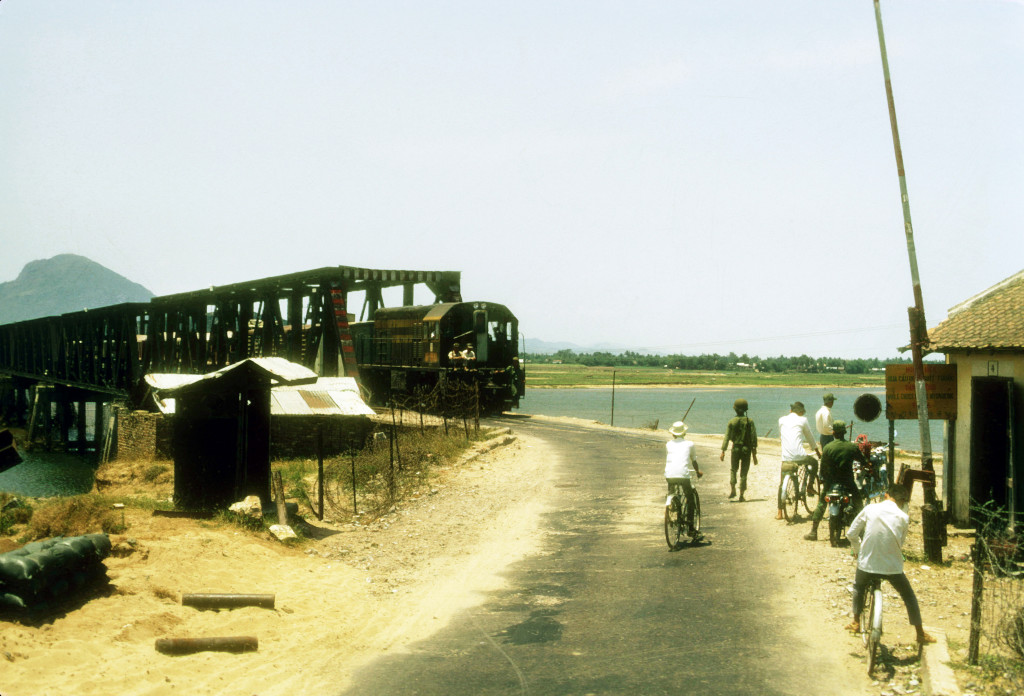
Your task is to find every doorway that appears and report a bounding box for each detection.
[969,377,1015,528]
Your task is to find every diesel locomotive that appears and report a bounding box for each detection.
[352,301,523,414]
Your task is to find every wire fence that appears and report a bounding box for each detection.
[968,505,1024,690]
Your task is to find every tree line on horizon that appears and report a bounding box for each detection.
[522,349,925,375]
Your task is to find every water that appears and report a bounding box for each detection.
[517,386,945,453]
[0,451,97,497]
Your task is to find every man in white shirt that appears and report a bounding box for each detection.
[845,484,936,644]
[664,421,703,539]
[815,393,836,448]
[777,402,820,520]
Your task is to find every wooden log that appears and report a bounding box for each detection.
[921,503,945,564]
[273,470,288,525]
[181,593,275,610]
[155,636,258,655]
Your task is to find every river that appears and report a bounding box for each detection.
[0,450,97,498]
[516,386,945,454]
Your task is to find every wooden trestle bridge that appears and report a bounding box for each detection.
[0,265,461,452]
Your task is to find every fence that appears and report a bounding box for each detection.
[968,506,1024,690]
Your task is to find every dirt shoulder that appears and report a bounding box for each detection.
[1,416,977,696]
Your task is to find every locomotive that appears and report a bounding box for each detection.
[351,301,523,415]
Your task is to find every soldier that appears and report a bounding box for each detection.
[720,398,758,501]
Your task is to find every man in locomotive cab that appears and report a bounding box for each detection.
[448,342,464,369]
[462,342,477,370]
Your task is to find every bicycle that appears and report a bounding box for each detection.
[664,478,701,549]
[860,576,884,675]
[779,456,816,521]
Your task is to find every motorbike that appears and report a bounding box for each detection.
[825,482,859,548]
[853,436,889,504]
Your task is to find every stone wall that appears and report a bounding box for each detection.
[114,406,173,461]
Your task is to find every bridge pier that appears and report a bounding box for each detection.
[0,381,114,455]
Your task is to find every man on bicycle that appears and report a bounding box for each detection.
[777,402,820,520]
[845,483,936,644]
[665,420,703,540]
[803,420,864,541]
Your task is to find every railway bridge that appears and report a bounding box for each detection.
[0,265,461,452]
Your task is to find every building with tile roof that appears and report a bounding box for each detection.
[925,270,1024,527]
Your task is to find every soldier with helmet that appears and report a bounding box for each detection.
[720,398,758,501]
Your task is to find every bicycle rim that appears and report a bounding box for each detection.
[664,501,682,549]
[802,473,815,513]
[783,477,799,521]
[664,506,675,549]
[692,491,701,533]
[861,588,875,647]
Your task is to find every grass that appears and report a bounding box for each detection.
[14,494,127,541]
[524,364,885,388]
[1,424,485,544]
[277,425,484,523]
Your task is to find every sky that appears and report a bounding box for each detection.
[2,1,1022,360]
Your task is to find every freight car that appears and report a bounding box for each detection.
[352,301,523,415]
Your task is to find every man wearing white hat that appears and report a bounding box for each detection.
[664,421,703,539]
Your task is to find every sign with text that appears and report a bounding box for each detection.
[885,364,957,420]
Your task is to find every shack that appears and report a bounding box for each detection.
[926,269,1024,527]
[153,358,317,510]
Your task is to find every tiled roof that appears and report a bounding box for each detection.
[927,270,1024,351]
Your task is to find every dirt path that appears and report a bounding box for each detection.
[0,416,974,696]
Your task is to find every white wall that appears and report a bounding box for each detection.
[946,352,1024,525]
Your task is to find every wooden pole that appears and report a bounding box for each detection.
[272,470,288,525]
[350,448,358,514]
[610,370,616,427]
[182,593,275,610]
[968,542,984,664]
[155,636,258,655]
[316,423,324,521]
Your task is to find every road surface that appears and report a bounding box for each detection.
[339,417,871,695]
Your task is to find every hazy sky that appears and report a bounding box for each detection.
[2,1,1021,359]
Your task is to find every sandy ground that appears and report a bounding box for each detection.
[0,416,975,696]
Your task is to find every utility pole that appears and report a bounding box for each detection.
[873,0,944,561]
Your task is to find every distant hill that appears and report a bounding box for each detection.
[523,338,655,355]
[0,254,154,325]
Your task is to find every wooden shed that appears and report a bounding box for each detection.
[158,358,317,510]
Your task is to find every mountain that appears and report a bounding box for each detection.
[0,254,154,325]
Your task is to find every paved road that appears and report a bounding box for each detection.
[338,418,867,696]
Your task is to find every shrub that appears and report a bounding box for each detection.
[142,464,169,483]
[21,495,126,541]
[0,494,34,535]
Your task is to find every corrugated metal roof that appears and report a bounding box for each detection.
[146,366,373,417]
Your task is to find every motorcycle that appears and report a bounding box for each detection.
[825,482,859,548]
[853,436,889,504]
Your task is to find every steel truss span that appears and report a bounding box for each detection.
[0,266,461,402]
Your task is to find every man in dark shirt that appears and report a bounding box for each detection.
[804,420,864,541]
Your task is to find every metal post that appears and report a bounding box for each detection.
[873,0,937,506]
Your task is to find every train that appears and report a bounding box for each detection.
[351,301,524,415]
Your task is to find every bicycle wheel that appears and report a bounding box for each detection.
[664,499,682,549]
[691,490,701,535]
[801,465,816,513]
[863,586,882,675]
[781,475,799,521]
